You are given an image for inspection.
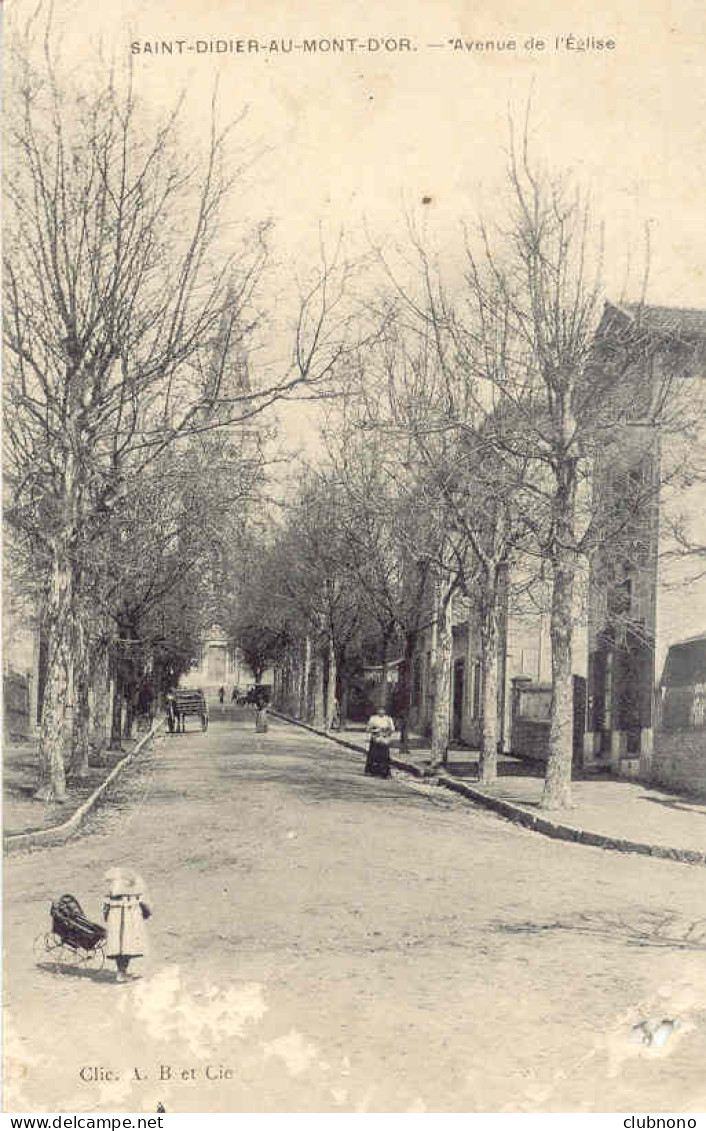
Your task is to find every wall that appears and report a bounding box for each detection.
[656,448,706,679]
[510,681,551,761]
[649,728,706,798]
[510,676,586,766]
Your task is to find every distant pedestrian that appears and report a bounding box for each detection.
[103,867,152,983]
[365,706,396,778]
[231,686,238,702]
[165,691,177,733]
[218,686,225,704]
[138,678,155,726]
[255,701,268,732]
[330,698,342,730]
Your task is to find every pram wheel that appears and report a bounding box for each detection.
[33,931,60,959]
[57,939,106,971]
[34,932,105,972]
[34,931,66,970]
[57,945,83,968]
[81,941,106,971]
[33,932,49,960]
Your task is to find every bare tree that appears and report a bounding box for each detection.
[3,29,354,798]
[453,123,669,807]
[349,260,534,781]
[333,301,477,770]
[320,399,438,744]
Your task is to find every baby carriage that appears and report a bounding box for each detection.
[33,893,107,970]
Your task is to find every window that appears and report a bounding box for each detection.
[692,684,705,729]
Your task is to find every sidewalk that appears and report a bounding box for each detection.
[279,717,706,864]
[3,727,156,844]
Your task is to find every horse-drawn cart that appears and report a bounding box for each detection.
[166,687,209,733]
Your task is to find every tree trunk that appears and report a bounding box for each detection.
[542,469,578,810]
[276,652,284,713]
[312,649,326,729]
[110,649,124,751]
[69,611,91,780]
[478,572,500,786]
[339,681,350,728]
[300,636,311,719]
[379,624,393,685]
[89,640,111,765]
[123,685,136,740]
[427,585,439,741]
[428,579,454,773]
[284,644,296,715]
[290,647,300,715]
[325,636,337,730]
[34,554,72,801]
[398,630,416,756]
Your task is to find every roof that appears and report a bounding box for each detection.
[660,635,706,687]
[612,303,706,342]
[674,632,706,646]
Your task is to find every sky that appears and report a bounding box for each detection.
[9,0,706,447]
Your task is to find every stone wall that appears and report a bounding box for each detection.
[510,676,587,766]
[649,728,706,798]
[512,717,550,761]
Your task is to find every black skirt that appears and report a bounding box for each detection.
[365,738,391,778]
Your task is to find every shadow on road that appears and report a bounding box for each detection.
[427,759,546,780]
[491,910,706,951]
[640,795,706,816]
[215,753,464,810]
[35,961,117,984]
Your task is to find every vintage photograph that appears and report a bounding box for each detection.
[3,0,706,1115]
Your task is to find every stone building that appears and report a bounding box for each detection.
[186,624,250,695]
[405,302,705,784]
[650,634,706,796]
[584,303,706,782]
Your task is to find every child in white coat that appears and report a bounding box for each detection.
[103,867,152,983]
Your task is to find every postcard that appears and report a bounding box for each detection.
[4,0,706,1116]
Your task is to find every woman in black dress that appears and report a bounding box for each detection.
[365,707,396,778]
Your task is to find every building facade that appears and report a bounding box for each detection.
[585,303,706,780]
[186,623,258,696]
[404,303,705,785]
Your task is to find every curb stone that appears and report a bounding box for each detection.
[3,722,163,854]
[271,711,706,867]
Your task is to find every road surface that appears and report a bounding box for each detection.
[4,713,706,1113]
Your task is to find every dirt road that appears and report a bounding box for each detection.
[4,714,706,1113]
